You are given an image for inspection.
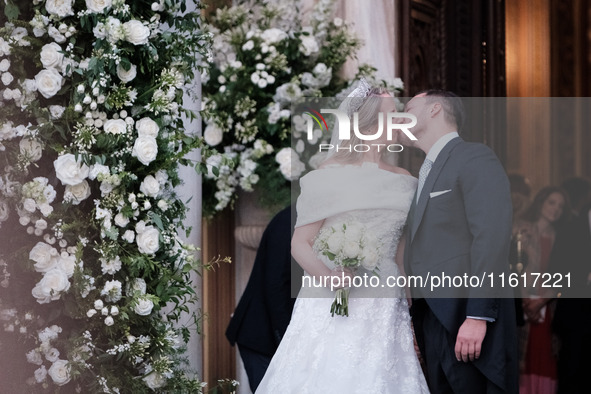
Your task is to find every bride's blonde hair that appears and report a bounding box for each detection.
[330,87,392,164]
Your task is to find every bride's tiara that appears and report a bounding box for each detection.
[345,78,372,117]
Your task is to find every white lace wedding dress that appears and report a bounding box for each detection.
[256,163,429,394]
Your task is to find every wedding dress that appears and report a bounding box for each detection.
[255,163,429,394]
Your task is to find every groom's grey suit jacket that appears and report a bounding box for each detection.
[404,136,518,392]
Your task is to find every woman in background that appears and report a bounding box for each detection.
[513,186,570,394]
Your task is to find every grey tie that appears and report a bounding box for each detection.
[416,158,433,202]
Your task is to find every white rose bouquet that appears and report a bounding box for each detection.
[314,222,381,316]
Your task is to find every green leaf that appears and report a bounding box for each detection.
[4,1,20,20]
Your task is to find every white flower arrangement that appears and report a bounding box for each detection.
[0,0,236,392]
[200,0,373,216]
[314,222,383,316]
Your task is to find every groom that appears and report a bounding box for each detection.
[401,91,518,393]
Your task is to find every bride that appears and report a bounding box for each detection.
[255,82,429,393]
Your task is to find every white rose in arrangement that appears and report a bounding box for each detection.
[57,253,76,278]
[45,0,74,18]
[40,43,64,70]
[88,163,109,180]
[34,69,63,98]
[1,72,12,85]
[326,231,345,253]
[122,230,135,243]
[54,154,90,185]
[19,138,43,162]
[103,118,127,135]
[261,28,288,43]
[203,123,223,146]
[45,347,60,362]
[344,223,364,242]
[49,105,65,119]
[143,371,166,389]
[47,359,71,386]
[26,349,43,366]
[135,117,159,137]
[342,242,361,259]
[361,249,379,271]
[34,366,47,383]
[32,268,71,304]
[63,180,91,205]
[86,0,112,14]
[134,296,154,316]
[101,280,122,302]
[30,242,59,272]
[116,63,137,83]
[140,175,160,197]
[136,226,160,255]
[104,316,114,326]
[114,212,129,227]
[299,35,319,56]
[132,136,158,166]
[123,20,150,45]
[0,59,9,72]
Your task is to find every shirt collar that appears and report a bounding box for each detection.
[425,132,459,163]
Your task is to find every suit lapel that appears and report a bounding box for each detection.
[410,137,462,241]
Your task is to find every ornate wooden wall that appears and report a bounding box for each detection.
[399,0,508,172]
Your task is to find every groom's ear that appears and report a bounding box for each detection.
[429,102,443,118]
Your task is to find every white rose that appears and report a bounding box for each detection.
[30,242,59,272]
[134,297,154,316]
[0,59,9,72]
[23,198,36,213]
[2,72,13,86]
[342,242,361,259]
[122,230,135,243]
[27,349,43,366]
[45,347,60,362]
[45,0,74,18]
[34,69,63,99]
[19,138,43,162]
[86,0,112,13]
[63,180,91,205]
[34,366,47,383]
[261,28,288,43]
[135,117,159,137]
[86,309,97,317]
[57,254,76,278]
[47,360,71,386]
[344,223,364,242]
[104,316,114,326]
[326,232,345,253]
[143,371,166,389]
[49,105,65,119]
[139,175,160,197]
[40,43,63,70]
[103,118,127,135]
[116,63,137,83]
[114,213,129,227]
[89,163,109,180]
[54,154,90,185]
[300,35,319,56]
[123,20,150,45]
[132,136,158,166]
[136,226,159,255]
[32,269,70,304]
[361,250,379,271]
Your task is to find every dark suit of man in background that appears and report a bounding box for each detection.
[550,202,591,394]
[226,206,300,392]
[402,91,518,393]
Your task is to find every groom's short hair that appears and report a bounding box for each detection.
[417,89,465,132]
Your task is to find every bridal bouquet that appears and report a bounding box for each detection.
[314,222,381,316]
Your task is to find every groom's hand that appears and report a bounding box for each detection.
[454,318,487,362]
